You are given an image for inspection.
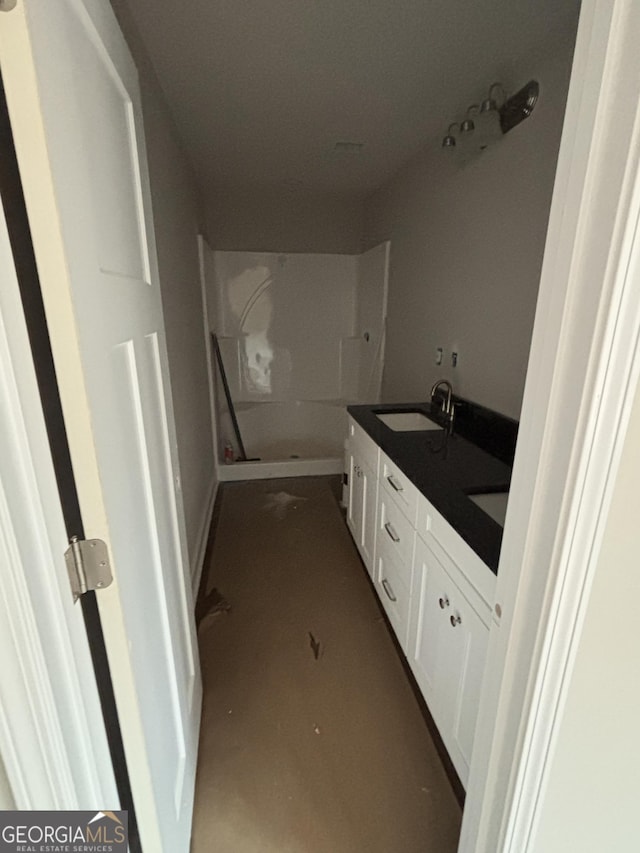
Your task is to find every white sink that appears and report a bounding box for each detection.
[468,491,509,527]
[376,411,441,431]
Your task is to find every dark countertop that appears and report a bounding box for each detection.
[348,402,513,574]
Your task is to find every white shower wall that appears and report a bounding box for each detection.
[214,251,356,402]
[210,245,388,470]
[357,241,390,402]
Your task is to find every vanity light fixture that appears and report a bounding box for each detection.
[442,79,539,154]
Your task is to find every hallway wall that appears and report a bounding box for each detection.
[110,1,217,581]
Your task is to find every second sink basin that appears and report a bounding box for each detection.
[376,411,441,431]
[467,491,509,527]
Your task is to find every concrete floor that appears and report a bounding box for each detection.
[191,476,462,853]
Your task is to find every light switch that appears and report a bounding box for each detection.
[436,347,443,365]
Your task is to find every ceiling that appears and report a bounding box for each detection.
[123,0,581,197]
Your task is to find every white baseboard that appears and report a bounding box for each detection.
[191,474,218,600]
[218,457,343,482]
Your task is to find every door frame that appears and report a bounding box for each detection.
[460,1,640,849]
[195,233,220,598]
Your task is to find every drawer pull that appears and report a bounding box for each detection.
[439,595,449,610]
[386,475,403,493]
[384,521,400,543]
[382,578,397,602]
[450,613,461,627]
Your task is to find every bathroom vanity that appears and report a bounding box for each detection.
[345,400,516,788]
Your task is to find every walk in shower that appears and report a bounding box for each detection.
[207,244,389,480]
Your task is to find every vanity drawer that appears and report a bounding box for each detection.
[377,488,415,579]
[380,452,419,525]
[375,547,411,652]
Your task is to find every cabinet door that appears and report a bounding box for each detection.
[407,537,449,721]
[408,536,489,788]
[444,590,489,784]
[359,459,377,575]
[347,447,377,577]
[346,447,362,540]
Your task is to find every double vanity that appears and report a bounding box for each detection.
[345,398,517,789]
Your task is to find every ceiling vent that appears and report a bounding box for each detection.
[333,141,365,154]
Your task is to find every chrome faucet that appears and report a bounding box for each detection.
[431,379,454,420]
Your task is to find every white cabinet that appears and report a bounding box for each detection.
[346,418,379,577]
[345,416,495,789]
[408,533,490,787]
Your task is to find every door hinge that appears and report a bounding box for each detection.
[64,536,113,603]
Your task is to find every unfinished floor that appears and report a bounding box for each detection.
[191,476,462,853]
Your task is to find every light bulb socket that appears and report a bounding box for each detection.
[442,123,459,148]
[480,97,497,114]
[460,105,479,134]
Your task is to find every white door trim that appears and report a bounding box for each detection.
[461,1,640,850]
[193,234,220,598]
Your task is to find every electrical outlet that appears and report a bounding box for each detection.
[451,351,458,367]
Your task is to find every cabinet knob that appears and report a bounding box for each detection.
[450,613,461,627]
[438,595,449,609]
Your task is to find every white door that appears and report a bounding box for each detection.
[0,2,202,850]
[0,194,118,812]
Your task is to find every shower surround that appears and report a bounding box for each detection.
[210,244,389,479]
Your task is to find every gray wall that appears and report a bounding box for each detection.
[364,39,576,419]
[111,1,216,577]
[207,187,364,254]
